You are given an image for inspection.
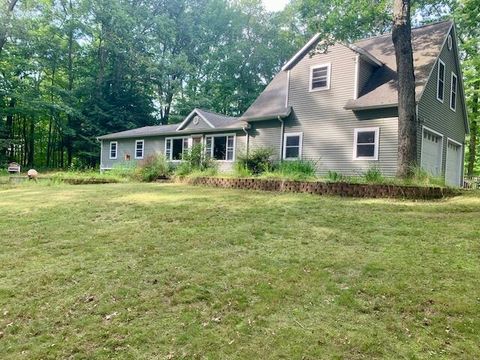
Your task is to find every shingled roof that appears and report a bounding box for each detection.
[240,70,291,121]
[97,108,244,140]
[346,20,453,109]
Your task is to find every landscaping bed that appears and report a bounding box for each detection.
[184,176,457,199]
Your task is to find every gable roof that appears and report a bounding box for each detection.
[176,108,240,131]
[345,20,453,110]
[97,108,244,140]
[243,20,455,120]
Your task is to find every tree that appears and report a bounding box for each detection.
[0,0,19,54]
[392,0,417,178]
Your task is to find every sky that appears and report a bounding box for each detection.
[262,0,289,12]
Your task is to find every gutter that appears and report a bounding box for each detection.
[97,125,247,141]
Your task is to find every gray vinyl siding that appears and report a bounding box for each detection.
[181,116,213,131]
[101,132,246,172]
[248,120,282,160]
[286,44,398,176]
[417,27,467,177]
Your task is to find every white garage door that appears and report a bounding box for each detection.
[445,140,462,186]
[421,129,443,177]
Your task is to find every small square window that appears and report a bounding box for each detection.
[354,128,379,160]
[310,64,331,91]
[283,133,302,160]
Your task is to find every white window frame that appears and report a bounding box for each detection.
[309,63,331,92]
[135,140,144,159]
[353,127,379,161]
[165,136,190,162]
[283,132,303,160]
[450,72,457,112]
[109,141,118,160]
[204,133,236,162]
[436,59,445,103]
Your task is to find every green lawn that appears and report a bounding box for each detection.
[0,183,479,359]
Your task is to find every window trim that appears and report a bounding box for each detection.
[283,132,303,160]
[436,59,445,103]
[109,141,118,160]
[353,127,379,161]
[165,136,190,162]
[204,133,236,162]
[309,63,331,92]
[135,139,144,160]
[450,72,457,112]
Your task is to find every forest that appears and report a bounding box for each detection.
[0,0,478,173]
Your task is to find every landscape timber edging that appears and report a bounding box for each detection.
[182,177,456,199]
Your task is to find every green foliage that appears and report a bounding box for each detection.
[136,155,172,182]
[236,148,274,175]
[327,170,346,182]
[363,167,383,183]
[173,144,217,177]
[262,160,317,180]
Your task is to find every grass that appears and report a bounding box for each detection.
[0,182,479,359]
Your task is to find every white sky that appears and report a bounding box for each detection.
[262,0,289,12]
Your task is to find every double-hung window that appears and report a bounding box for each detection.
[205,134,235,161]
[450,73,457,111]
[165,137,189,161]
[109,141,118,160]
[310,64,331,91]
[283,133,303,160]
[353,128,379,160]
[437,60,445,102]
[135,140,144,159]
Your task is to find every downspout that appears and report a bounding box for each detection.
[278,116,285,162]
[242,124,250,157]
[353,54,360,99]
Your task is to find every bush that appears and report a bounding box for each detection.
[236,147,274,175]
[327,170,345,182]
[363,167,383,183]
[136,155,172,182]
[173,144,217,177]
[271,160,317,180]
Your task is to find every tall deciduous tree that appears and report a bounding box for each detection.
[392,0,417,178]
[0,0,19,54]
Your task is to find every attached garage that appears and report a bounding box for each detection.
[421,127,443,177]
[445,139,463,186]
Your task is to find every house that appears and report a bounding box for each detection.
[98,20,468,186]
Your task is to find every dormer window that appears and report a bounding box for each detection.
[310,64,331,91]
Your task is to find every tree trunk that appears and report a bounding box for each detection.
[392,0,417,178]
[467,80,479,176]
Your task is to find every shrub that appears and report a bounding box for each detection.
[405,166,445,187]
[236,147,274,175]
[363,167,383,183]
[327,170,345,182]
[174,144,217,177]
[272,160,317,180]
[136,155,172,182]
